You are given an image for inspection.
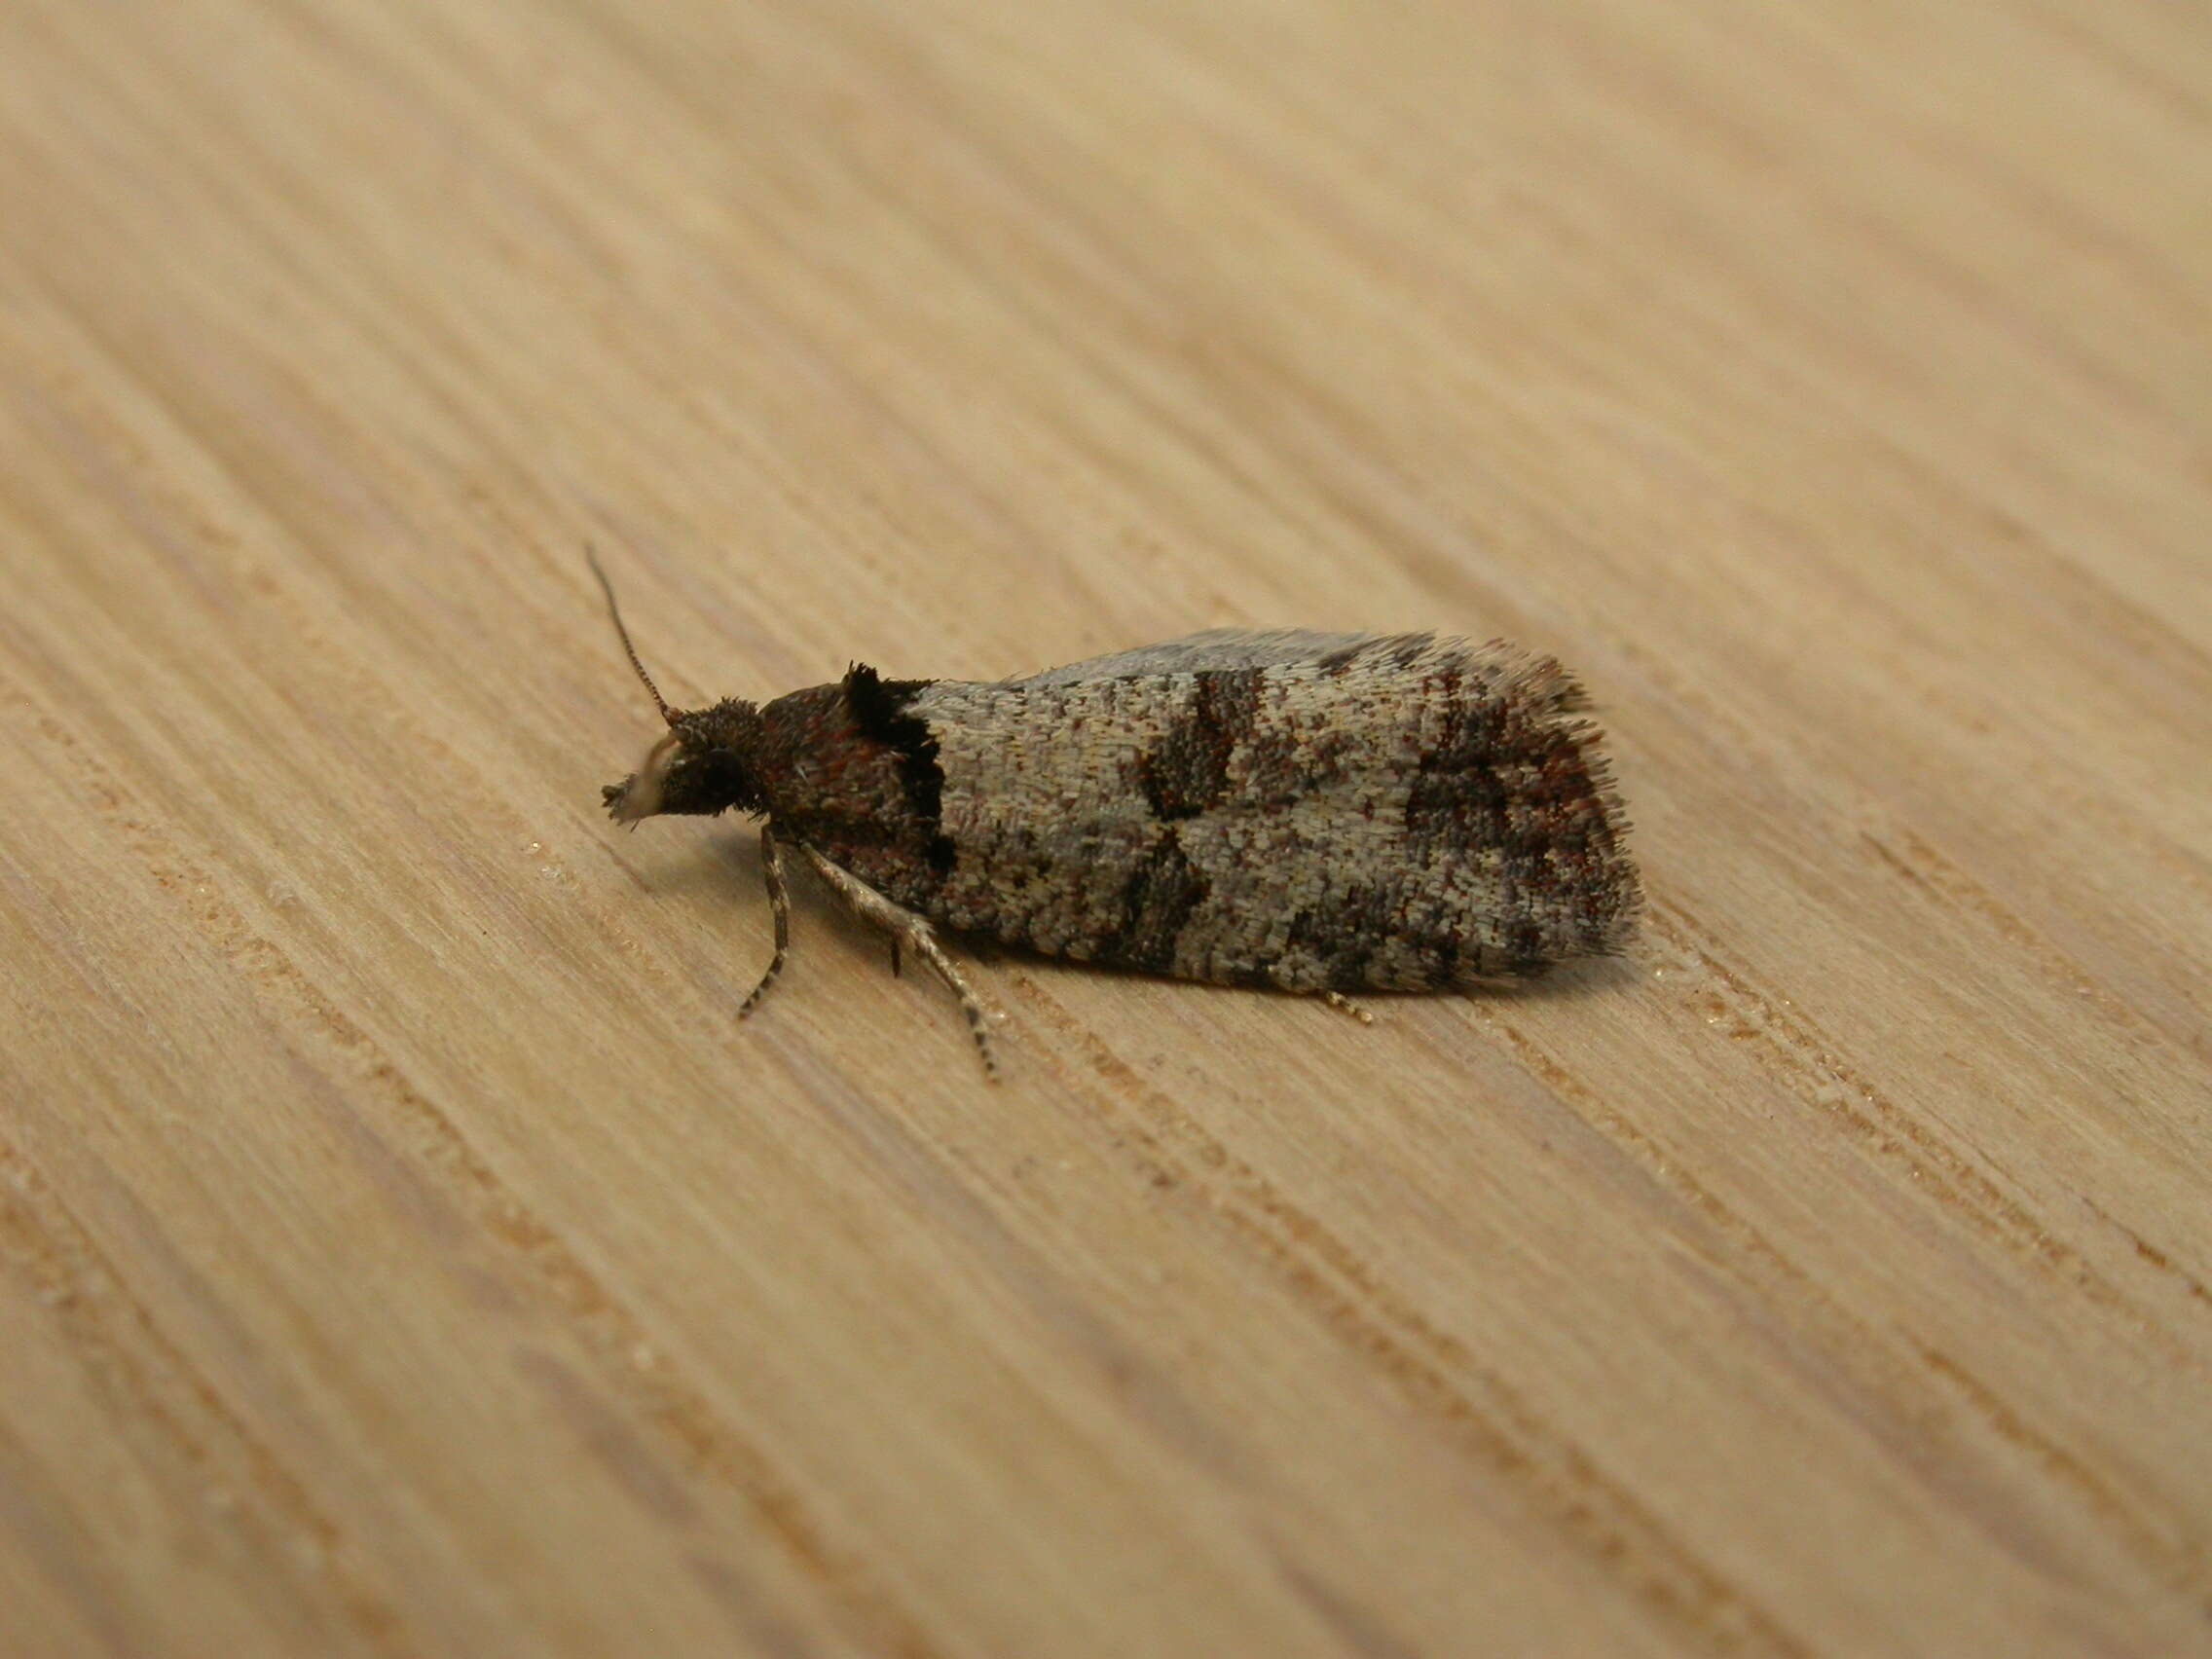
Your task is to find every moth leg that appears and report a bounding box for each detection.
[1322,989,1376,1025]
[888,937,903,978]
[739,824,793,1019]
[797,843,1000,1077]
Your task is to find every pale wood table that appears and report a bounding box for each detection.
[3,2,2208,1654]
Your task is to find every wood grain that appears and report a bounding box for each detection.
[2,0,2208,1653]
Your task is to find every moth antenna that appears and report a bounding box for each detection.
[585,544,675,723]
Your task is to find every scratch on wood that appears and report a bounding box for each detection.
[1009,977,1809,1658]
[1915,1344,2212,1615]
[0,682,948,1659]
[1267,1541,1426,1659]
[1862,828,2194,1051]
[1482,1011,2211,1600]
[2081,1199,2212,1320]
[0,1136,417,1657]
[1646,903,2190,1361]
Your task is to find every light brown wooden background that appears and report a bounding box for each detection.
[3,1,2208,1654]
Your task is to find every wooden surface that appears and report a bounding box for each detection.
[3,0,2209,1653]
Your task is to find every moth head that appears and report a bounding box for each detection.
[603,700,767,823]
[587,546,766,825]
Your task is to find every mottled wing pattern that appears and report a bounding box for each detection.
[883,631,1637,991]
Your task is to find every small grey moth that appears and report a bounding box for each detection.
[593,555,1639,1075]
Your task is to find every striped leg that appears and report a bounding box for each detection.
[1322,990,1375,1024]
[739,824,793,1018]
[798,844,1000,1078]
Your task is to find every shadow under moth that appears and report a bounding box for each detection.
[593,556,1639,1076]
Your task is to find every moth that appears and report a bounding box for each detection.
[593,557,1639,1074]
